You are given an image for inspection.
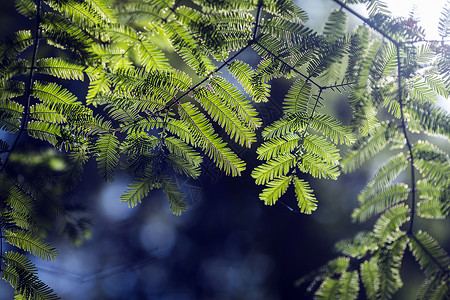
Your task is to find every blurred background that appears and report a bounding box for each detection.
[0,0,449,299]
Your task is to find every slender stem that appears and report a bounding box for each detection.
[253,0,263,40]
[396,46,417,234]
[254,41,322,89]
[0,0,42,172]
[331,0,399,46]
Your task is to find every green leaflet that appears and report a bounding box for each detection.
[252,154,296,185]
[2,252,59,300]
[4,230,58,261]
[179,102,246,176]
[259,175,292,205]
[193,87,256,147]
[293,177,317,214]
[95,133,120,182]
[409,231,450,277]
[120,175,160,207]
[361,258,380,300]
[373,204,409,244]
[161,175,188,216]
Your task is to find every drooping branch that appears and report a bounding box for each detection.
[395,46,417,234]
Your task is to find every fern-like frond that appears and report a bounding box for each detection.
[31,81,79,107]
[353,183,409,222]
[323,9,348,42]
[6,184,34,216]
[121,132,158,155]
[46,0,104,28]
[120,174,160,207]
[165,153,201,179]
[413,141,450,184]
[209,76,262,130]
[299,153,340,180]
[409,231,450,277]
[261,17,313,44]
[161,175,188,216]
[439,1,450,38]
[338,271,359,300]
[303,133,340,165]
[30,104,65,124]
[341,122,401,173]
[261,113,307,140]
[373,204,409,244]
[377,235,408,299]
[4,230,58,261]
[315,278,340,300]
[163,136,203,167]
[335,231,379,259]
[27,121,61,145]
[363,152,408,192]
[309,113,355,145]
[193,87,256,147]
[417,199,447,220]
[407,101,450,140]
[410,76,439,103]
[227,60,270,103]
[0,30,34,60]
[256,133,300,160]
[360,257,380,300]
[35,58,87,80]
[2,251,59,300]
[15,0,37,18]
[259,175,292,205]
[282,78,312,113]
[293,177,317,214]
[179,102,245,176]
[0,99,23,132]
[365,0,391,16]
[252,154,296,185]
[95,133,120,182]
[0,80,25,101]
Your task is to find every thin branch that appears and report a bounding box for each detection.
[395,46,417,234]
[254,41,323,89]
[253,0,263,40]
[331,0,399,46]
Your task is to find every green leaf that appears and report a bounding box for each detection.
[361,258,380,300]
[283,78,312,113]
[5,230,58,261]
[338,271,359,300]
[193,87,256,147]
[95,133,120,182]
[121,175,160,207]
[309,113,355,145]
[161,175,188,216]
[256,133,300,160]
[373,204,409,244]
[2,251,59,300]
[409,231,450,277]
[354,183,409,222]
[293,177,317,214]
[15,0,37,18]
[179,102,246,176]
[252,154,296,185]
[299,153,340,180]
[259,175,292,205]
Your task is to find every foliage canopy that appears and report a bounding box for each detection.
[0,0,449,298]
